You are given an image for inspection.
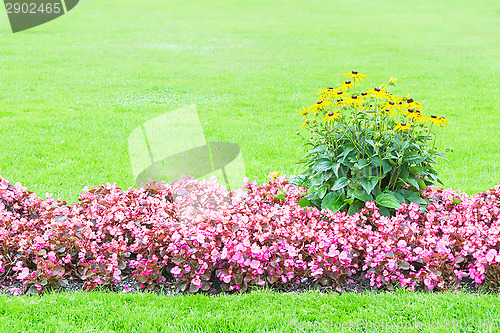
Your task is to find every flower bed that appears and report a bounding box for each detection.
[1,173,500,296]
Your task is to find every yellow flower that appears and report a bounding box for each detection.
[270,171,280,179]
[386,93,403,103]
[323,111,341,123]
[406,109,424,122]
[388,77,397,86]
[338,80,356,91]
[341,71,368,83]
[368,87,388,100]
[438,116,449,127]
[342,94,365,108]
[425,115,445,126]
[414,111,426,123]
[381,100,399,115]
[309,100,330,115]
[405,98,422,111]
[297,107,308,116]
[360,91,370,98]
[317,87,338,100]
[394,122,412,131]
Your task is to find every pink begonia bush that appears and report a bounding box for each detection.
[1,172,500,295]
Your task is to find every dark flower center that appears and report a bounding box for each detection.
[328,112,334,116]
[389,101,395,105]
[431,115,437,118]
[317,101,323,104]
[345,81,351,84]
[374,87,381,92]
[337,91,343,95]
[351,95,357,99]
[361,92,367,96]
[407,98,414,103]
[352,71,358,74]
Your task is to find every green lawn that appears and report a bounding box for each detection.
[1,0,500,331]
[1,288,500,333]
[0,0,499,201]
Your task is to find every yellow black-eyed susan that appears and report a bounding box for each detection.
[394,122,412,131]
[381,100,398,115]
[297,107,308,116]
[426,115,441,126]
[368,87,388,100]
[406,98,422,110]
[341,71,368,83]
[323,111,341,123]
[338,81,355,91]
[438,116,449,127]
[342,94,364,107]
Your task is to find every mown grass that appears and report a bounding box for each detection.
[0,0,499,201]
[1,0,500,331]
[1,288,500,333]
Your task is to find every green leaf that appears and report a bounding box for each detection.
[381,160,393,174]
[378,206,391,217]
[348,200,365,216]
[418,179,427,190]
[314,159,334,172]
[298,198,312,207]
[290,175,309,187]
[398,189,427,205]
[271,193,286,200]
[331,177,349,191]
[310,176,323,187]
[452,197,463,204]
[321,192,340,209]
[375,192,401,209]
[352,189,373,202]
[370,156,381,167]
[405,177,420,190]
[306,145,327,156]
[318,186,328,199]
[404,152,427,164]
[333,163,341,177]
[393,191,406,203]
[321,170,333,183]
[338,146,355,158]
[321,192,346,212]
[356,158,370,169]
[361,177,379,194]
[434,152,448,161]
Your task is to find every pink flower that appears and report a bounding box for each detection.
[170,266,182,275]
[18,267,29,280]
[397,240,407,248]
[486,249,497,263]
[48,251,57,262]
[250,260,260,269]
[192,277,202,288]
[196,233,205,243]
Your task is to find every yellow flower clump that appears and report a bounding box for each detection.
[298,71,448,134]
